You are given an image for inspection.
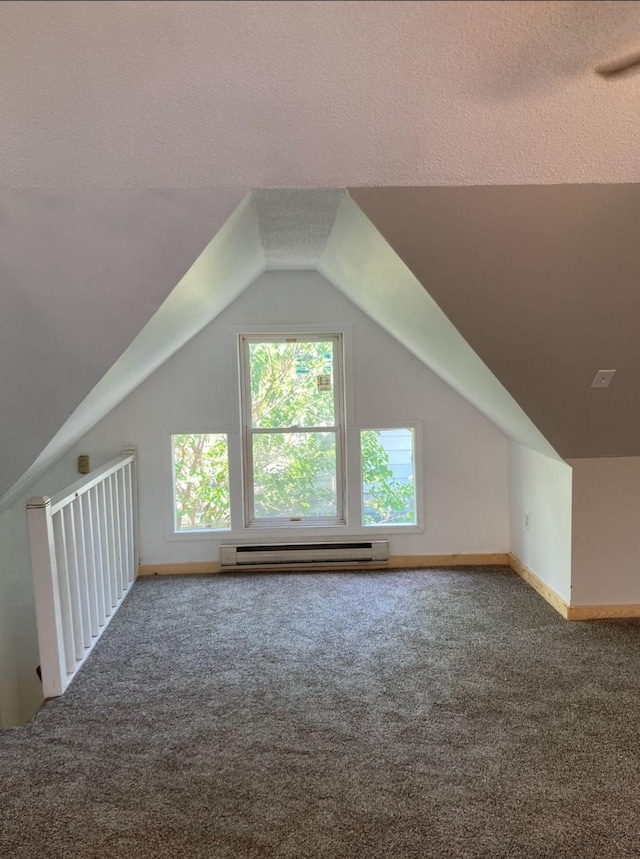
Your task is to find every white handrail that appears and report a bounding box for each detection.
[50,452,135,515]
[27,448,138,699]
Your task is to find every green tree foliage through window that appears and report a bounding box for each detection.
[171,339,419,531]
[246,339,339,520]
[172,433,230,530]
[361,429,416,526]
[248,341,336,429]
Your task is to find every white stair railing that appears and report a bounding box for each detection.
[26,449,138,699]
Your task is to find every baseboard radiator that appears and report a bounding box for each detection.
[219,540,389,570]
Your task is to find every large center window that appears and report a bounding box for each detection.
[239,334,345,527]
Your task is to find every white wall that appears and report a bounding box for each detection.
[0,270,510,726]
[509,443,573,603]
[570,457,640,605]
[62,271,510,564]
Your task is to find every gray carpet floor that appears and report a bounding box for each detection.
[1,567,640,858]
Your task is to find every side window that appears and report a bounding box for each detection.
[360,428,417,526]
[172,433,231,531]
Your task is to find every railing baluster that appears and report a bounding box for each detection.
[27,450,137,700]
[112,473,124,597]
[122,464,133,584]
[73,498,91,650]
[64,504,84,663]
[81,492,99,638]
[89,486,106,626]
[98,480,112,616]
[120,467,131,587]
[126,449,139,574]
[113,471,122,595]
[52,511,76,676]
[106,475,119,605]
[117,467,128,591]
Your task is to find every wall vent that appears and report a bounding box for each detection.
[219,540,389,570]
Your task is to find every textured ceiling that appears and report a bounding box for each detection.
[3,1,640,503]
[253,189,344,268]
[2,1,640,188]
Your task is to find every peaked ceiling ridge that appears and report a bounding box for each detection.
[252,189,345,269]
[1,187,563,514]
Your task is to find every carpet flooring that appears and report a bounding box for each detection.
[1,567,640,858]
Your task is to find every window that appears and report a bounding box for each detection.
[170,337,422,536]
[361,428,416,526]
[172,433,231,531]
[239,335,345,526]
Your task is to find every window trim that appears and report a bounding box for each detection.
[166,326,425,541]
[170,431,232,534]
[359,425,421,528]
[238,333,347,528]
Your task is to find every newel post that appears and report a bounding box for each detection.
[26,497,67,698]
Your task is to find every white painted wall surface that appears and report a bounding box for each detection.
[0,270,510,725]
[509,443,573,604]
[570,457,640,605]
[61,271,510,564]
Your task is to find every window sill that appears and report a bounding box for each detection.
[166,524,425,541]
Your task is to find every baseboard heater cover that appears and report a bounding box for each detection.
[219,540,389,569]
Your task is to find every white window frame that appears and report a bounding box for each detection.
[239,333,346,528]
[169,431,233,534]
[359,423,423,530]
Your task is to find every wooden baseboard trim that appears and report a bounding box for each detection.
[138,553,509,578]
[389,553,509,569]
[138,562,221,576]
[508,554,640,621]
[565,603,640,621]
[508,553,569,619]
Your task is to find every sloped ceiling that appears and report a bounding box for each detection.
[319,194,559,461]
[351,185,640,459]
[1,188,562,513]
[0,189,250,501]
[2,1,640,504]
[0,194,266,510]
